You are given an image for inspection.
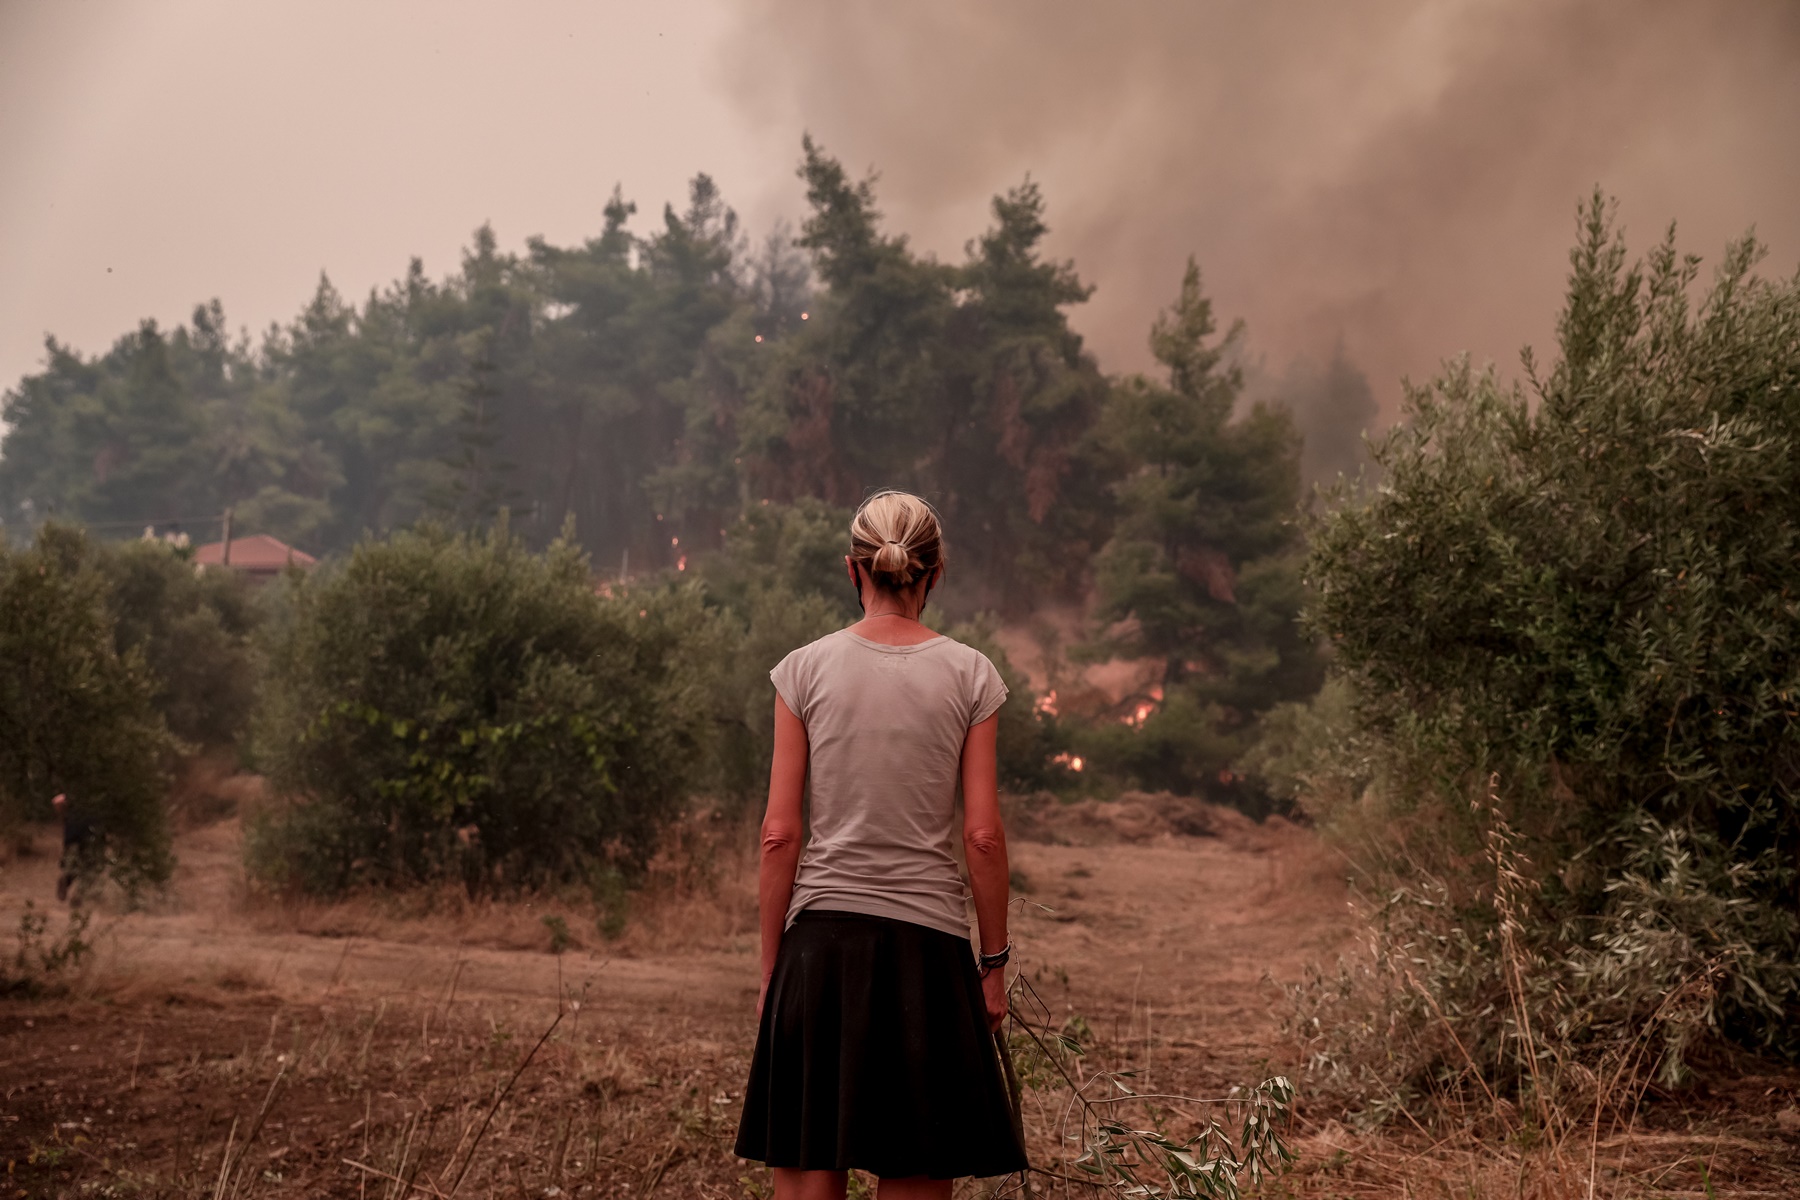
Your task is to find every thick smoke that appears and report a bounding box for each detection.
[722,0,1800,450]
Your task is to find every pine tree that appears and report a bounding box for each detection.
[1086,259,1321,796]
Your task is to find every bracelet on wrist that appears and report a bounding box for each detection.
[977,941,1011,974]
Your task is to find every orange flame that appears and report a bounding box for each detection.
[1122,690,1161,727]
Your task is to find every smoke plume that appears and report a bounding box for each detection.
[722,0,1800,431]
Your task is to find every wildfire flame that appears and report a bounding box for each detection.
[1033,689,1059,718]
[1051,751,1085,773]
[1122,685,1164,727]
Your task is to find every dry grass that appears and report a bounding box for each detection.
[7,990,1787,1199]
[3,793,1796,1198]
[611,807,761,955]
[1280,1118,1800,1199]
[3,991,758,1198]
[1274,780,1800,1199]
[230,806,761,959]
[166,750,270,831]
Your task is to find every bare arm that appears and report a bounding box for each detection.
[757,694,809,1014]
[961,714,1010,1030]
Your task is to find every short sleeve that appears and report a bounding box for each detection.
[769,646,811,722]
[968,652,1009,726]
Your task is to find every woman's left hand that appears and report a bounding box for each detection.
[981,967,1007,1032]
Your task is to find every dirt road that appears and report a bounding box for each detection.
[4,803,1347,1025]
[0,806,1346,1197]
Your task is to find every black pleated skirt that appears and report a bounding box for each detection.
[735,909,1028,1180]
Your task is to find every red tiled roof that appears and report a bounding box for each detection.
[193,534,318,570]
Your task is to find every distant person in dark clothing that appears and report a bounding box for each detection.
[51,793,100,903]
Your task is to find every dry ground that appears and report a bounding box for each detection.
[1,795,1796,1199]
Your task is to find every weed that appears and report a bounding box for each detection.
[4,900,92,994]
[1005,975,1295,1198]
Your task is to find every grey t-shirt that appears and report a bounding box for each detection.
[771,629,1009,940]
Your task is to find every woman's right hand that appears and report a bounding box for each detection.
[980,967,1007,1032]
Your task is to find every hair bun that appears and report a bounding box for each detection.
[872,540,911,578]
[850,489,945,592]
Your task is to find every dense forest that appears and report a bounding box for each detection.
[0,139,1371,619]
[0,139,1365,817]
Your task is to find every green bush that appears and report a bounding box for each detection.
[1235,677,1366,814]
[1077,691,1245,803]
[703,580,846,808]
[689,501,853,808]
[698,497,859,624]
[90,537,261,748]
[3,903,94,996]
[0,524,174,893]
[1305,195,1800,1097]
[248,523,719,895]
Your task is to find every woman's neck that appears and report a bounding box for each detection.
[849,610,940,646]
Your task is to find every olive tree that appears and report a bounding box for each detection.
[0,524,174,893]
[1307,194,1800,1081]
[249,523,721,895]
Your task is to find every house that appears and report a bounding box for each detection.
[192,533,317,583]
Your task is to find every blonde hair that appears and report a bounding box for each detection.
[849,490,945,591]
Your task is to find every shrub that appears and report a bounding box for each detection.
[248,523,719,895]
[690,501,854,807]
[2,902,94,996]
[89,537,261,748]
[698,497,859,624]
[1075,691,1238,798]
[1235,676,1367,814]
[703,581,845,809]
[1290,782,1764,1136]
[1304,195,1800,1102]
[0,523,175,893]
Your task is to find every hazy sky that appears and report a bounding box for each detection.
[0,0,785,393]
[5,0,1798,413]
